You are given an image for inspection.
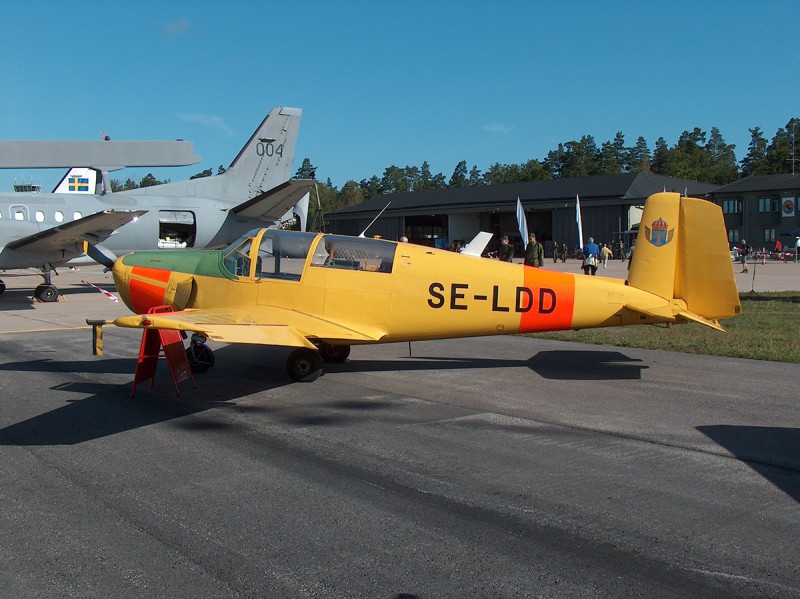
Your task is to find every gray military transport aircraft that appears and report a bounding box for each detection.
[0,106,312,301]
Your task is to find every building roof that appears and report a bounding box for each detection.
[710,174,800,195]
[331,172,718,217]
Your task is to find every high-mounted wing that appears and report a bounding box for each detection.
[231,179,315,220]
[7,210,147,253]
[114,304,387,348]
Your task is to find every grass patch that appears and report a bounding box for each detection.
[531,291,800,363]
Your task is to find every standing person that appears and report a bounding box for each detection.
[552,240,559,263]
[583,236,600,275]
[739,239,750,273]
[561,242,568,262]
[497,236,514,262]
[600,243,612,268]
[524,234,544,267]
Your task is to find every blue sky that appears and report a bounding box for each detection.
[2,1,798,193]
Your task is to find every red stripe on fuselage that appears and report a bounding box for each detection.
[129,266,172,314]
[518,267,575,332]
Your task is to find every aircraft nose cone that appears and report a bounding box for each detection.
[111,259,135,312]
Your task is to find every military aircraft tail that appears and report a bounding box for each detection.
[223,106,302,201]
[626,192,741,330]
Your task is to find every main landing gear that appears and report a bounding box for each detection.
[183,336,350,383]
[35,265,60,302]
[0,266,59,301]
[186,334,215,373]
[286,343,350,382]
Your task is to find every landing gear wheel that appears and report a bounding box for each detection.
[34,284,58,302]
[186,341,215,373]
[0,280,5,295]
[287,348,322,382]
[318,343,351,363]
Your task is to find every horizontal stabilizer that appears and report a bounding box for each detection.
[624,298,726,332]
[7,210,147,253]
[0,140,199,169]
[674,309,726,332]
[232,179,316,220]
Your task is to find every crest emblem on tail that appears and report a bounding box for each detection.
[645,217,674,247]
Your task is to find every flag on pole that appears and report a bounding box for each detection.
[575,194,584,250]
[516,197,529,247]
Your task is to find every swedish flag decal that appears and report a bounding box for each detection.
[69,177,90,192]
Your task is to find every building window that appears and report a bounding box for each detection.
[758,196,779,212]
[764,228,776,243]
[727,229,740,243]
[722,198,742,214]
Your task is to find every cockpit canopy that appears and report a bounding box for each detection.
[222,229,397,280]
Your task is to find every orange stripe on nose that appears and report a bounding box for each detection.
[518,268,575,333]
[129,266,172,313]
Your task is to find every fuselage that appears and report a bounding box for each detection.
[112,228,674,344]
[0,191,272,270]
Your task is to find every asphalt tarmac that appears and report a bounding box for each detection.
[0,264,798,598]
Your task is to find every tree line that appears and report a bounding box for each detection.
[109,117,798,214]
[295,117,799,219]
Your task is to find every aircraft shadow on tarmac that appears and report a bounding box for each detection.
[0,345,645,446]
[324,349,647,381]
[0,346,296,446]
[697,425,800,503]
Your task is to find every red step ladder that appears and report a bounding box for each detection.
[132,305,196,397]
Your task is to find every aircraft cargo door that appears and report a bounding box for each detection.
[158,210,196,248]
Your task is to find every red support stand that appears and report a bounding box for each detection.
[132,305,196,397]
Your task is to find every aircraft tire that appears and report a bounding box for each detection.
[0,280,5,295]
[34,284,59,303]
[186,343,215,373]
[287,348,322,382]
[318,343,351,363]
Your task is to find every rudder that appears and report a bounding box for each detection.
[628,192,740,326]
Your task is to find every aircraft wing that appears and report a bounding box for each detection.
[231,179,315,220]
[114,305,387,348]
[7,210,147,253]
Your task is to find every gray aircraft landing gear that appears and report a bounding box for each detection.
[287,348,323,382]
[34,266,59,302]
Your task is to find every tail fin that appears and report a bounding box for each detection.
[627,192,741,329]
[53,167,101,194]
[224,106,302,200]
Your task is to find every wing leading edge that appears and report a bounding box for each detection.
[113,305,387,348]
[7,210,147,253]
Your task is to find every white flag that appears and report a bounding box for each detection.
[575,194,584,250]
[516,197,529,248]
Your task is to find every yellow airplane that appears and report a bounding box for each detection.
[107,192,740,382]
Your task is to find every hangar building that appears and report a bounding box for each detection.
[707,174,800,248]
[327,172,717,256]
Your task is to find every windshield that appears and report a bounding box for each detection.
[223,229,318,280]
